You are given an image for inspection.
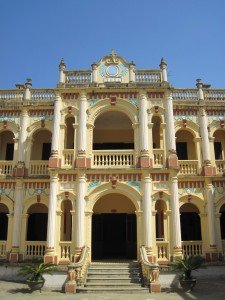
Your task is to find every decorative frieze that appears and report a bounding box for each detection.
[86,173,141,182]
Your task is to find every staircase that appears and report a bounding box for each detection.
[77,261,149,293]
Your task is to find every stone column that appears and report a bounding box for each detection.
[138,91,152,167]
[76,92,91,168]
[205,179,218,260]
[142,173,153,259]
[59,58,66,84]
[129,62,135,82]
[9,180,24,262]
[49,93,62,168]
[14,109,29,177]
[74,173,86,261]
[196,79,216,175]
[170,175,182,259]
[159,58,168,82]
[164,92,178,168]
[45,171,58,263]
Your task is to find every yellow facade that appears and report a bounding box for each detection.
[0,52,225,265]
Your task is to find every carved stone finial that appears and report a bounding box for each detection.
[59,58,66,70]
[196,78,203,89]
[110,49,117,57]
[159,57,167,69]
[25,78,32,89]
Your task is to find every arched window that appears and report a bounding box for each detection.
[213,130,225,160]
[31,130,52,160]
[65,117,75,149]
[0,131,14,160]
[27,203,48,241]
[152,116,163,149]
[180,203,202,241]
[176,130,196,160]
[155,200,166,240]
[60,200,72,241]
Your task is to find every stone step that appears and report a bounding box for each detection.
[86,278,141,283]
[87,270,140,275]
[87,274,140,279]
[77,287,149,293]
[85,282,142,287]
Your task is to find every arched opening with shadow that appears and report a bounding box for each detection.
[155,199,167,241]
[27,203,48,241]
[0,203,9,240]
[92,193,137,260]
[180,203,202,241]
[60,200,72,241]
[220,203,225,239]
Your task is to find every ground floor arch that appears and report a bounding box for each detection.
[0,203,9,240]
[92,193,137,260]
[27,203,48,241]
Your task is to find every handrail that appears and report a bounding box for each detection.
[66,246,90,287]
[139,246,160,288]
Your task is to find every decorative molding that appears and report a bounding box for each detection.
[127,181,141,190]
[88,181,101,191]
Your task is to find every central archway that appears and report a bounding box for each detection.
[92,193,137,260]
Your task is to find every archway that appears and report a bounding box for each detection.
[0,130,15,160]
[176,129,196,160]
[180,203,202,241]
[60,200,72,241]
[27,203,48,241]
[155,200,167,240]
[93,111,134,150]
[220,203,225,239]
[0,203,9,240]
[31,129,52,160]
[92,193,137,260]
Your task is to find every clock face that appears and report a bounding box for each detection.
[106,65,118,77]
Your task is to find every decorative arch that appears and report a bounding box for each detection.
[179,195,204,213]
[27,120,53,137]
[0,122,19,139]
[0,195,14,213]
[215,196,225,213]
[88,99,138,126]
[23,195,48,214]
[152,191,170,210]
[208,121,225,137]
[174,121,199,137]
[87,182,141,213]
[149,106,165,117]
[57,192,76,210]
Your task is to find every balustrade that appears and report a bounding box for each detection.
[156,241,169,260]
[0,241,6,257]
[29,161,49,176]
[25,241,46,258]
[65,71,92,84]
[31,89,55,101]
[172,89,198,100]
[0,90,23,100]
[59,241,72,260]
[135,71,161,83]
[62,150,74,168]
[178,160,198,175]
[92,150,135,168]
[216,160,225,175]
[182,241,203,256]
[0,161,13,176]
[205,90,225,101]
[153,149,164,167]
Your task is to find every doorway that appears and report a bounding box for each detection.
[92,213,136,260]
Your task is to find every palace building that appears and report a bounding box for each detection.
[0,51,225,266]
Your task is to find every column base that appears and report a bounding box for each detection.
[149,282,161,293]
[13,165,28,177]
[44,248,58,264]
[65,281,76,293]
[9,248,24,262]
[200,165,216,176]
[75,157,91,168]
[172,247,183,261]
[166,155,178,169]
[49,157,61,168]
[139,157,153,168]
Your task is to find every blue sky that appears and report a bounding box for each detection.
[0,0,225,89]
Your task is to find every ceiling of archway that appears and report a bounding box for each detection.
[95,111,132,130]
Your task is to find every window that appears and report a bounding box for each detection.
[176,142,188,160]
[214,142,223,160]
[42,143,51,160]
[5,143,14,160]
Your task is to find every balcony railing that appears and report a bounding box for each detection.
[178,160,198,175]
[182,241,203,256]
[216,160,225,175]
[172,89,198,101]
[205,90,225,101]
[62,150,74,168]
[65,70,92,84]
[59,241,72,260]
[0,240,6,257]
[156,241,169,260]
[29,161,49,176]
[92,150,135,168]
[135,70,161,83]
[25,241,46,259]
[0,90,23,101]
[0,161,13,176]
[153,149,164,167]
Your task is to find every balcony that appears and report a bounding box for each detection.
[29,161,49,176]
[92,150,135,168]
[0,161,13,176]
[178,160,198,175]
[182,241,203,256]
[156,241,169,261]
[216,160,225,175]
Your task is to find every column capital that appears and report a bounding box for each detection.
[80,90,87,99]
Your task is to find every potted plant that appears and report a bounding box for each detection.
[18,262,56,292]
[172,256,204,292]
